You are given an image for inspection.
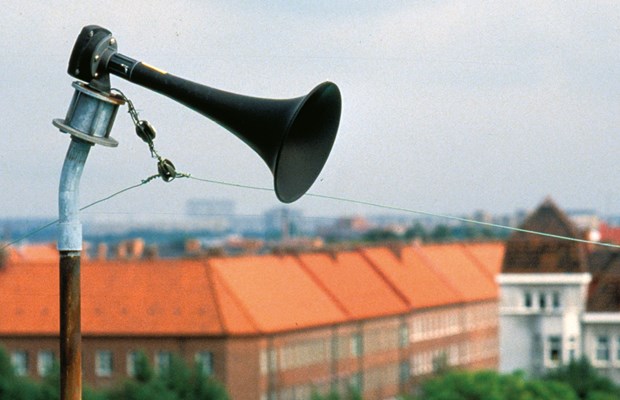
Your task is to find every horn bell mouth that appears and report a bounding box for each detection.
[274,82,342,203]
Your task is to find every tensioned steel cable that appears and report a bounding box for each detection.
[3,172,619,251]
[183,175,620,250]
[0,175,159,251]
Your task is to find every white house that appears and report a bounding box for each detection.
[498,198,620,383]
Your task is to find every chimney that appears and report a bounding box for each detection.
[144,244,159,260]
[185,239,202,257]
[129,238,145,259]
[116,242,128,259]
[96,243,108,261]
[116,239,145,260]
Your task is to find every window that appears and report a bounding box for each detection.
[351,333,363,357]
[126,351,139,377]
[399,324,409,348]
[399,361,410,384]
[260,348,277,374]
[11,351,28,376]
[539,292,546,310]
[155,351,172,375]
[195,351,214,376]
[552,291,561,310]
[95,350,113,377]
[37,350,54,377]
[349,372,362,390]
[568,336,577,361]
[596,336,610,362]
[548,336,562,365]
[524,291,532,308]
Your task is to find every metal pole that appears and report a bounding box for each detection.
[54,81,123,400]
[58,139,91,400]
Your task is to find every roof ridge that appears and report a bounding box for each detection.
[294,254,353,319]
[209,261,263,334]
[202,260,227,334]
[357,248,412,308]
[412,244,466,302]
[459,243,497,286]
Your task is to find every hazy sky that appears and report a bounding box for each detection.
[1,1,619,221]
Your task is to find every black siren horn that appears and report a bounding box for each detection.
[66,25,342,203]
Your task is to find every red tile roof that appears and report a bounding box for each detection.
[462,242,506,284]
[83,259,225,335]
[0,262,59,335]
[0,242,505,336]
[297,252,409,320]
[361,246,463,308]
[599,223,620,245]
[417,244,498,302]
[207,255,347,334]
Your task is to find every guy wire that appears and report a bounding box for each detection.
[185,175,620,250]
[0,175,159,251]
[3,172,620,251]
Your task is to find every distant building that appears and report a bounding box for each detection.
[185,198,236,231]
[263,207,304,239]
[318,216,373,240]
[498,198,620,383]
[1,241,503,399]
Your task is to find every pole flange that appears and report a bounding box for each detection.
[53,82,124,147]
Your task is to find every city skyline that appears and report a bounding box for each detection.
[1,2,619,220]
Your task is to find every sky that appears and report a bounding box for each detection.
[1,1,619,222]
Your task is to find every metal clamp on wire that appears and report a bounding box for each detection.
[157,158,177,182]
[112,88,180,182]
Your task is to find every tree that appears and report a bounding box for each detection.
[108,352,229,400]
[429,225,451,243]
[405,223,428,241]
[0,347,45,400]
[544,357,620,400]
[414,369,578,400]
[310,386,361,400]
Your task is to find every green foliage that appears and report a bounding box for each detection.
[39,359,60,400]
[362,228,401,243]
[431,352,450,375]
[133,351,154,383]
[0,347,229,400]
[429,225,451,243]
[0,346,53,400]
[405,223,428,241]
[417,369,578,400]
[544,357,620,400]
[107,352,229,400]
[310,386,362,400]
[586,391,620,400]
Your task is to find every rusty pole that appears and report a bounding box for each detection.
[55,81,123,400]
[57,138,91,400]
[59,251,82,400]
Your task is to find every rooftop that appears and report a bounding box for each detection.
[0,241,505,336]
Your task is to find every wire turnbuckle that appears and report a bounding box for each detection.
[112,88,182,182]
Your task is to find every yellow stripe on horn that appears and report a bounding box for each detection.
[140,62,168,75]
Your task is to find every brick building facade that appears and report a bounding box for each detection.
[1,242,504,399]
